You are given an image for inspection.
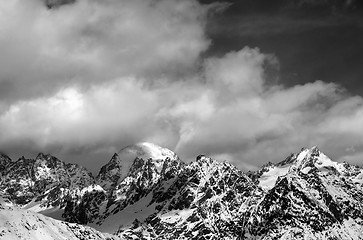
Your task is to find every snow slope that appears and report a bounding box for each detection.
[0,197,119,240]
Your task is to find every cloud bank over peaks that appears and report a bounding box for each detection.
[0,0,363,171]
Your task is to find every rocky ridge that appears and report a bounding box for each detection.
[1,145,363,239]
[0,153,11,173]
[0,153,94,210]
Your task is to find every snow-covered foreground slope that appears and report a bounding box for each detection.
[0,197,120,240]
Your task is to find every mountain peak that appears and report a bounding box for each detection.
[35,153,63,162]
[97,142,180,190]
[108,153,120,164]
[117,142,179,174]
[36,152,48,160]
[277,146,326,169]
[117,142,177,162]
[254,146,343,190]
[0,153,12,172]
[297,146,320,159]
[195,154,209,163]
[0,152,11,162]
[289,146,341,174]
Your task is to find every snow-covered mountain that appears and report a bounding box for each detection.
[1,144,363,239]
[118,155,259,239]
[245,146,363,239]
[63,142,183,228]
[96,142,179,191]
[250,146,363,190]
[0,153,94,220]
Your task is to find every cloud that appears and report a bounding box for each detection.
[0,0,363,172]
[0,79,160,153]
[0,0,210,103]
[164,48,363,169]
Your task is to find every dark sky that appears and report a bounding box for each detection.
[201,0,363,95]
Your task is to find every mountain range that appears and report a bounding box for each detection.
[1,143,363,239]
